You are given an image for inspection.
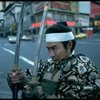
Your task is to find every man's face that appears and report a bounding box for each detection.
[46,42,71,62]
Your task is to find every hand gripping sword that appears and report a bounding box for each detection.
[33,2,49,77]
[11,2,25,99]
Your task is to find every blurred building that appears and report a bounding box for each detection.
[0,2,4,37]
[30,1,90,34]
[1,1,91,37]
[4,2,21,37]
[0,1,16,37]
[90,1,100,33]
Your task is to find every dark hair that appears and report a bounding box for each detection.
[45,22,71,33]
[56,21,68,26]
[45,23,76,53]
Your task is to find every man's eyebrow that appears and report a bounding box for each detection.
[46,45,56,48]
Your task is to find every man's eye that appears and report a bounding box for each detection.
[52,47,56,50]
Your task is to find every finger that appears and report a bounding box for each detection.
[24,85,31,91]
[23,85,32,95]
[9,70,23,78]
[9,69,22,76]
[36,86,44,95]
[10,77,20,84]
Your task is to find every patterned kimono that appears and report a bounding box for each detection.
[37,54,100,99]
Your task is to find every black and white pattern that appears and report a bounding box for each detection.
[36,54,100,99]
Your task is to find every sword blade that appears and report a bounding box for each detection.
[13,2,25,70]
[33,2,49,77]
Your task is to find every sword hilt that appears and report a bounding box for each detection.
[12,84,19,99]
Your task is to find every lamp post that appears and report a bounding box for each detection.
[75,1,80,34]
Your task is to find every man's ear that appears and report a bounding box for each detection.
[67,41,73,49]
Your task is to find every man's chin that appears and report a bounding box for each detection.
[52,59,60,62]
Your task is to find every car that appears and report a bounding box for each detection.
[21,35,32,41]
[75,33,87,39]
[8,36,17,43]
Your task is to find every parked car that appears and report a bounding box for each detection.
[8,36,17,43]
[21,35,32,41]
[75,33,87,39]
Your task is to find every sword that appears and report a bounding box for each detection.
[12,2,25,99]
[33,2,49,77]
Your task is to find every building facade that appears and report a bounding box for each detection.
[90,1,100,33]
[30,1,90,34]
[4,2,21,36]
[2,1,91,37]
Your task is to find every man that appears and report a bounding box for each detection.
[7,22,100,99]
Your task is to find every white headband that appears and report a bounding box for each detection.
[46,32,75,42]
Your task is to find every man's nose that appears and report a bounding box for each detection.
[49,50,55,57]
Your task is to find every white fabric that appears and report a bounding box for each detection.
[46,32,75,42]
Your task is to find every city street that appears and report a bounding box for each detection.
[0,1,99,99]
[0,34,100,99]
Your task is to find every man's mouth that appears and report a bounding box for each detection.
[52,58,60,62]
